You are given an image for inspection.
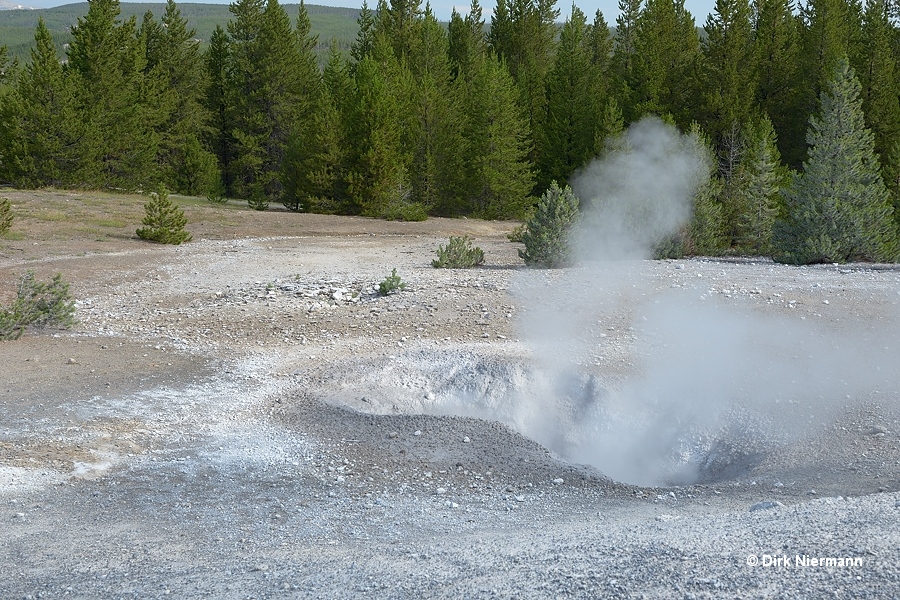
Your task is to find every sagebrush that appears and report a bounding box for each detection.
[0,271,76,340]
[432,236,485,268]
[378,268,406,296]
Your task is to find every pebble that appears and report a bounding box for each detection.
[463,436,470,443]
[67,357,77,364]
[552,478,564,485]
[413,430,422,437]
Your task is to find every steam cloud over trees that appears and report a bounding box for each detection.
[1,0,900,263]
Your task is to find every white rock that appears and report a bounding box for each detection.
[552,478,564,485]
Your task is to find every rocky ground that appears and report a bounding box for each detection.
[1,190,899,598]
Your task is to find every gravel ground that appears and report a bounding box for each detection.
[1,193,900,598]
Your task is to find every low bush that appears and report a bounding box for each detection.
[378,268,406,296]
[0,197,12,235]
[0,271,76,340]
[432,236,485,268]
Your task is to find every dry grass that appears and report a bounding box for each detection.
[0,188,517,265]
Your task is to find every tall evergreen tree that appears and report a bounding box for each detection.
[458,53,535,218]
[610,0,643,123]
[732,115,785,253]
[345,39,413,218]
[67,0,161,188]
[143,0,218,196]
[351,0,376,64]
[752,0,804,167]
[407,5,466,214]
[797,0,863,165]
[449,1,486,82]
[227,0,313,208]
[489,0,558,179]
[203,24,233,195]
[631,0,704,128]
[774,57,898,263]
[280,0,325,211]
[303,40,353,213]
[379,0,422,62]
[8,18,83,187]
[857,0,900,221]
[537,5,603,189]
[702,0,756,145]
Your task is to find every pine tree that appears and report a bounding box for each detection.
[136,185,192,244]
[774,57,899,264]
[280,0,325,211]
[227,0,313,209]
[518,181,581,267]
[345,46,412,218]
[685,123,727,256]
[732,115,785,254]
[146,0,218,196]
[379,0,422,63]
[537,5,603,190]
[67,0,161,189]
[203,25,233,196]
[488,0,558,180]
[304,40,352,213]
[5,18,82,188]
[751,0,804,167]
[350,0,376,64]
[610,0,643,124]
[797,0,863,166]
[0,45,11,85]
[407,5,466,214]
[857,0,900,221]
[702,0,756,145]
[459,54,535,218]
[449,1,486,82]
[631,0,704,128]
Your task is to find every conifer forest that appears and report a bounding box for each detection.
[2,0,900,264]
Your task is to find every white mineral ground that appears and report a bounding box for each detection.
[1,211,899,598]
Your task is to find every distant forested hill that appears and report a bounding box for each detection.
[0,2,360,60]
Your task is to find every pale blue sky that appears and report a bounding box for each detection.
[24,0,720,24]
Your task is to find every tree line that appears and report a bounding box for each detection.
[0,0,898,263]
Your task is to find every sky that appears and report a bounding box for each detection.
[20,0,721,25]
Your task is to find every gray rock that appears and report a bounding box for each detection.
[750,500,783,512]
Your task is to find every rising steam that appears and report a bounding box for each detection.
[509,117,900,486]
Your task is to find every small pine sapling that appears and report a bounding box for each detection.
[432,236,485,268]
[137,185,192,245]
[517,182,581,268]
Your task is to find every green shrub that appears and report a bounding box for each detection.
[382,201,428,222]
[378,268,406,296]
[206,180,228,204]
[432,236,485,268]
[507,223,527,243]
[517,182,581,268]
[136,185,192,245]
[0,197,12,235]
[0,271,76,340]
